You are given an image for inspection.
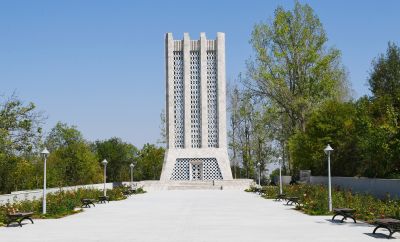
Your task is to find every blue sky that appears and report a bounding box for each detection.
[1,0,399,147]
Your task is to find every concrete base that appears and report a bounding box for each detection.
[136,179,253,192]
[160,148,233,181]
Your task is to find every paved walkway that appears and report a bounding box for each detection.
[0,190,394,241]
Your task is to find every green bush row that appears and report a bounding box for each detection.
[0,186,145,226]
[247,184,400,222]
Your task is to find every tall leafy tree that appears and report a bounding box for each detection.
[358,42,400,177]
[47,142,102,187]
[134,144,164,181]
[246,2,349,171]
[0,94,43,194]
[45,122,101,186]
[94,137,138,182]
[248,2,349,131]
[368,42,400,109]
[0,94,43,154]
[45,122,84,151]
[289,100,360,176]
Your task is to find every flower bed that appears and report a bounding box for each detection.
[0,186,145,226]
[247,184,400,222]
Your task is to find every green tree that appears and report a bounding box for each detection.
[45,122,101,186]
[0,94,43,154]
[134,144,164,181]
[368,42,400,110]
[356,43,400,177]
[246,2,349,172]
[289,100,360,176]
[94,137,138,182]
[45,122,84,151]
[0,94,43,194]
[47,142,102,187]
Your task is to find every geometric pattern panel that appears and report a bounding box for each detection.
[206,51,219,148]
[170,158,189,180]
[203,158,223,180]
[173,51,185,148]
[190,51,201,148]
[170,158,222,181]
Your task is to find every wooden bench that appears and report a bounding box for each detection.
[122,189,136,196]
[274,193,287,201]
[81,198,96,208]
[98,196,109,204]
[6,212,34,227]
[373,218,400,238]
[286,197,300,206]
[332,208,356,223]
[253,187,262,195]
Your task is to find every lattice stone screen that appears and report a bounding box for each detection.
[206,51,219,148]
[170,159,190,180]
[173,51,184,148]
[190,51,201,148]
[170,158,223,180]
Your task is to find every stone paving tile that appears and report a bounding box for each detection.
[0,190,394,242]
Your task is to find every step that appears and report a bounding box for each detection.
[167,185,222,190]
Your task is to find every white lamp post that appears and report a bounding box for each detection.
[257,162,261,186]
[324,144,334,212]
[130,163,135,188]
[101,159,108,196]
[278,156,283,195]
[41,148,49,214]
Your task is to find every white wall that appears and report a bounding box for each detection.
[274,175,400,199]
[0,182,119,205]
[310,176,400,199]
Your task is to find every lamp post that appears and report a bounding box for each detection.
[130,163,135,188]
[41,148,49,214]
[101,159,108,196]
[257,162,261,186]
[324,144,334,212]
[278,156,283,195]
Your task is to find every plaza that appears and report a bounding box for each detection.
[0,190,390,242]
[1,1,400,241]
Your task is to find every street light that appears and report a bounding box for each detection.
[101,159,108,196]
[41,148,49,214]
[278,156,283,195]
[256,162,261,186]
[130,163,135,188]
[324,144,334,212]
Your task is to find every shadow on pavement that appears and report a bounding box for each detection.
[364,232,394,239]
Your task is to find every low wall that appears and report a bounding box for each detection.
[0,179,253,204]
[274,175,400,199]
[310,176,400,199]
[0,182,124,205]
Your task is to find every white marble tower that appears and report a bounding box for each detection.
[160,32,233,181]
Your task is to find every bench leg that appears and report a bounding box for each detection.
[20,217,34,224]
[373,225,393,238]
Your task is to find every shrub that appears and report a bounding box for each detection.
[256,184,400,223]
[0,186,146,226]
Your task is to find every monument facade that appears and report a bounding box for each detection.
[160,32,233,181]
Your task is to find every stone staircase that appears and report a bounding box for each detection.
[167,181,223,190]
